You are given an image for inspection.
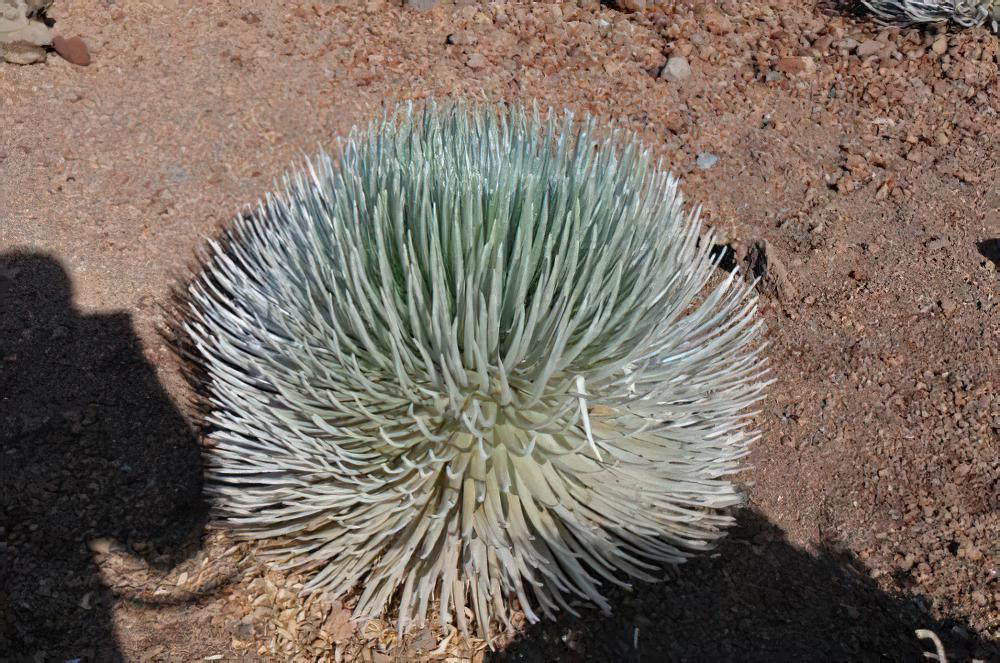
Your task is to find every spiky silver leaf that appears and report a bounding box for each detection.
[862,0,1000,30]
[181,104,768,638]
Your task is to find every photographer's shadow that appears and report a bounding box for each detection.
[492,510,997,662]
[0,252,205,660]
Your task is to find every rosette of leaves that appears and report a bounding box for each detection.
[180,104,768,637]
[862,0,1000,30]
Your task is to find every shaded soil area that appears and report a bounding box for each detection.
[493,512,990,661]
[1,0,998,660]
[0,252,207,659]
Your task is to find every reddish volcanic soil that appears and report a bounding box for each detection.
[1,1,997,660]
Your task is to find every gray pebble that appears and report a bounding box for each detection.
[659,56,691,83]
[696,152,718,170]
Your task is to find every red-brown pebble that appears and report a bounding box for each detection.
[52,35,91,66]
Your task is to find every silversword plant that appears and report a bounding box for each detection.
[181,104,768,638]
[863,0,1000,30]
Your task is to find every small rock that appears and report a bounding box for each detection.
[836,173,856,193]
[140,645,166,662]
[446,30,477,46]
[662,112,685,134]
[745,240,797,301]
[696,6,732,33]
[403,0,438,9]
[812,35,834,53]
[603,61,623,76]
[775,56,815,76]
[0,0,52,47]
[954,169,980,184]
[87,538,113,555]
[931,37,948,55]
[925,238,948,252]
[466,52,486,69]
[2,41,45,64]
[409,628,437,652]
[938,298,957,316]
[52,34,90,66]
[607,0,646,11]
[322,605,355,642]
[695,152,718,170]
[659,55,691,82]
[856,40,881,58]
[235,617,253,639]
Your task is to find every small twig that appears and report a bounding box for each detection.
[915,629,947,663]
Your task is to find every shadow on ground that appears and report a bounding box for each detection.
[814,0,866,19]
[490,510,997,662]
[978,238,1000,270]
[2,252,996,662]
[0,252,205,661]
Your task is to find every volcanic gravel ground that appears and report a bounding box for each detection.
[1,0,997,660]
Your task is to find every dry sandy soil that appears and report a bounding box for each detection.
[1,0,998,661]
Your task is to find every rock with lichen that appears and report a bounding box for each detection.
[1,0,52,65]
